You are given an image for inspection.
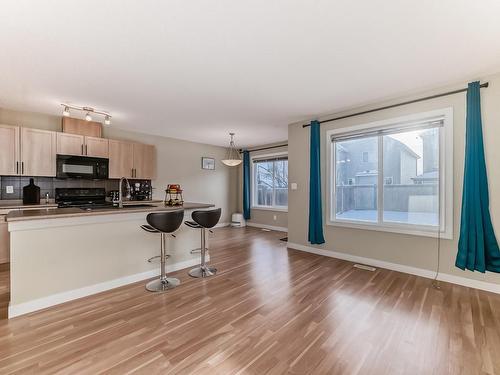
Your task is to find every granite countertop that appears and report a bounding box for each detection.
[6,202,215,222]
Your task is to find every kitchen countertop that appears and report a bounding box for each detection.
[0,200,58,210]
[6,202,214,222]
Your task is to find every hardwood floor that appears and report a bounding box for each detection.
[0,227,500,374]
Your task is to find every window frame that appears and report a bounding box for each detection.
[326,107,453,239]
[251,151,288,212]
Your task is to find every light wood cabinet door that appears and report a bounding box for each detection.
[108,139,134,178]
[0,124,20,176]
[0,216,9,264]
[56,132,84,156]
[133,143,156,179]
[85,136,109,158]
[62,117,102,137]
[21,128,57,177]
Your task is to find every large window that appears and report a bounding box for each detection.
[328,108,453,238]
[252,154,288,209]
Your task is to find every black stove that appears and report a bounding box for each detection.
[55,188,113,210]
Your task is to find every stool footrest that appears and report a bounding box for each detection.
[147,255,171,263]
[141,224,159,233]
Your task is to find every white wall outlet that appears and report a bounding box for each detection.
[273,215,277,221]
[6,186,14,194]
[291,182,298,190]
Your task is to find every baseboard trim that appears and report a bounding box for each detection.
[246,222,288,233]
[8,258,200,318]
[287,242,500,295]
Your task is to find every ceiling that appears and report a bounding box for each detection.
[1,1,500,148]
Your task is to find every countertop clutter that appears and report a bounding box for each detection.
[6,202,214,222]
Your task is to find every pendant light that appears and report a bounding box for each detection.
[221,132,242,166]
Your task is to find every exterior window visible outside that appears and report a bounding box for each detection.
[327,108,453,238]
[253,155,288,209]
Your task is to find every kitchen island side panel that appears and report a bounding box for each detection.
[8,210,209,316]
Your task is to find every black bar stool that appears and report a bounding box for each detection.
[141,210,184,292]
[185,208,221,278]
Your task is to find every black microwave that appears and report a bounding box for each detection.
[56,155,109,180]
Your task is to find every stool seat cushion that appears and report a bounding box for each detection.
[185,220,202,229]
[141,224,159,233]
[192,208,222,229]
[146,210,184,233]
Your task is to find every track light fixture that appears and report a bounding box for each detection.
[60,104,112,125]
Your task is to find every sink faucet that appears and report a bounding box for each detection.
[118,177,131,208]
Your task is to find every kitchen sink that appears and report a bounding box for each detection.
[120,204,157,209]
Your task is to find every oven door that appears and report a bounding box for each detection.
[56,155,109,179]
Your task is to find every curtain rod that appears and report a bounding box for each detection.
[238,143,288,153]
[302,82,489,128]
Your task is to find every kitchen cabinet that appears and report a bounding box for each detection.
[108,140,156,179]
[21,128,57,177]
[85,136,108,158]
[0,124,20,176]
[57,133,109,158]
[0,215,9,264]
[133,143,156,179]
[0,126,56,177]
[57,132,84,156]
[62,117,102,138]
[109,139,134,178]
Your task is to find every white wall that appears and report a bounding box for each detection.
[288,72,500,286]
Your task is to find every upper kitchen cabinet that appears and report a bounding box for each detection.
[84,136,108,158]
[108,140,156,179]
[62,117,102,138]
[57,132,84,156]
[0,124,20,176]
[56,133,108,158]
[108,139,134,178]
[133,143,156,179]
[21,127,57,177]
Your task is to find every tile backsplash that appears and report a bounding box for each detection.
[0,176,120,200]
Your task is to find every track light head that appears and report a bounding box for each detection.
[85,113,92,122]
[62,106,70,117]
[104,115,111,125]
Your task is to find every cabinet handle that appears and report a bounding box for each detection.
[131,168,134,178]
[21,162,24,175]
[81,144,84,155]
[85,144,88,155]
[16,161,19,174]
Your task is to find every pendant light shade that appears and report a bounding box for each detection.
[221,132,242,166]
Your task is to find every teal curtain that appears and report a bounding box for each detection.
[243,150,251,220]
[456,81,500,273]
[308,121,325,244]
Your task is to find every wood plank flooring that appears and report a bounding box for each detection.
[0,227,500,374]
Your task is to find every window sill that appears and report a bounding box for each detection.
[251,206,288,213]
[327,219,452,240]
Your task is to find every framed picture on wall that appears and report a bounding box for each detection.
[202,157,215,170]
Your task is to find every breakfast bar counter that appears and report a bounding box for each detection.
[7,202,216,318]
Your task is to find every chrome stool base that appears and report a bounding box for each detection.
[146,277,180,292]
[189,266,217,278]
